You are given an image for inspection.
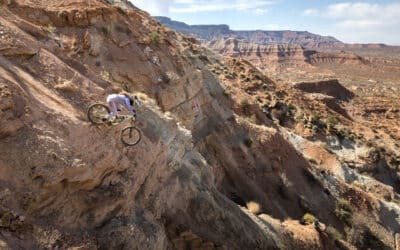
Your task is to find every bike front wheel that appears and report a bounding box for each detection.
[120,126,142,146]
[87,103,110,125]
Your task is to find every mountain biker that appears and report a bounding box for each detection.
[103,92,140,121]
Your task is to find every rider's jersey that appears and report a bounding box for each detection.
[106,94,134,113]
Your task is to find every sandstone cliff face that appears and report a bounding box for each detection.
[0,1,399,249]
[208,38,306,62]
[306,51,366,65]
[207,38,310,72]
[207,38,366,71]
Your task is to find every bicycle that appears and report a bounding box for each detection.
[87,103,142,146]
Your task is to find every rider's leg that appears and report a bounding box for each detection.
[106,101,118,119]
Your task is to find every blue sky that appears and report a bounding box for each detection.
[131,0,400,45]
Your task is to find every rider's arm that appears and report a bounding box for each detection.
[125,97,136,116]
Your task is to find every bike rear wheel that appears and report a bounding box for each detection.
[120,126,141,146]
[87,103,110,125]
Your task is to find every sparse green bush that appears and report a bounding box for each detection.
[311,112,321,124]
[101,26,110,36]
[335,199,353,225]
[353,226,389,249]
[239,99,251,115]
[149,31,162,45]
[326,225,342,241]
[287,103,296,116]
[308,158,318,165]
[243,137,252,148]
[46,24,56,33]
[353,181,367,192]
[301,213,317,225]
[326,114,339,127]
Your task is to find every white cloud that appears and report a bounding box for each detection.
[130,0,276,15]
[303,2,400,44]
[263,24,289,30]
[174,0,194,3]
[308,2,400,28]
[302,8,319,16]
[131,0,174,15]
[255,8,269,16]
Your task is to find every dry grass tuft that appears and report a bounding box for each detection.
[54,80,78,92]
[246,201,261,215]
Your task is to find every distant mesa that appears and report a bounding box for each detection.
[155,16,388,50]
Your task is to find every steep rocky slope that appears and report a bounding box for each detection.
[0,1,399,249]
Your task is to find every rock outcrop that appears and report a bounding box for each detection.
[294,79,355,101]
[306,50,366,65]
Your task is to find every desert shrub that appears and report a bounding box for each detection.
[337,128,357,141]
[352,226,389,250]
[326,114,338,127]
[301,213,317,225]
[46,24,56,33]
[239,99,251,115]
[353,181,367,192]
[287,103,296,116]
[246,201,261,215]
[326,226,343,241]
[308,158,318,165]
[101,26,110,36]
[335,199,353,225]
[149,31,162,45]
[311,112,321,124]
[243,137,252,148]
[198,54,209,62]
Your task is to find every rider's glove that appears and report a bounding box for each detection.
[134,96,141,107]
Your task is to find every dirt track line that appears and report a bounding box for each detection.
[0,56,79,121]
